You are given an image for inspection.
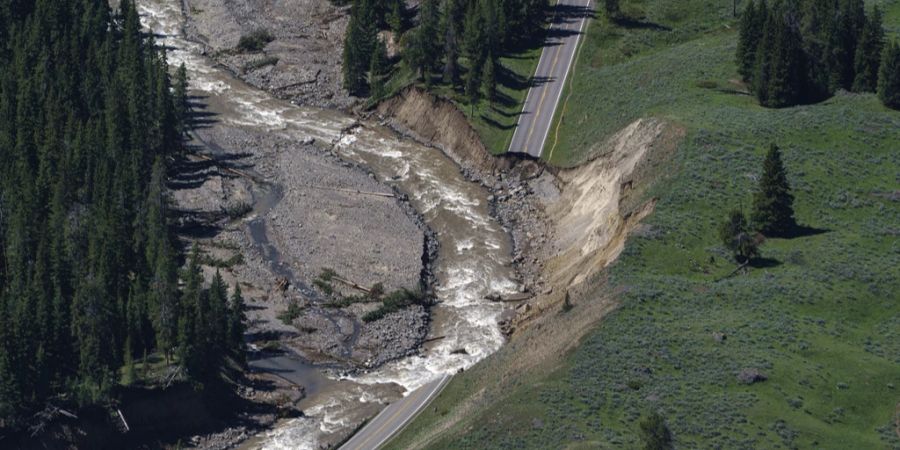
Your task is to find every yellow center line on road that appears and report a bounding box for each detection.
[521,4,573,154]
[346,382,431,450]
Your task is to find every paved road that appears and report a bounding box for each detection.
[508,0,594,158]
[340,375,451,450]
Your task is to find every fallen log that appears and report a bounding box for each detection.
[117,409,130,433]
[300,184,395,198]
[485,292,532,302]
[714,261,749,282]
[331,275,372,293]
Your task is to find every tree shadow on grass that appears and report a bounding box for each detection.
[497,63,531,91]
[778,224,830,239]
[491,89,518,108]
[480,114,516,131]
[749,257,781,269]
[612,16,672,31]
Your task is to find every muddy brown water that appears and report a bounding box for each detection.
[139,0,519,447]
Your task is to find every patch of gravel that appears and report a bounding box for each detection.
[183,0,354,109]
[284,303,430,369]
[171,122,431,370]
[353,305,429,368]
[489,167,559,296]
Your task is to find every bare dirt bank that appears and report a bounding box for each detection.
[508,118,683,332]
[375,86,517,178]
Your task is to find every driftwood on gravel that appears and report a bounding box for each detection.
[331,275,372,293]
[299,184,395,198]
[485,292,532,302]
[272,70,320,91]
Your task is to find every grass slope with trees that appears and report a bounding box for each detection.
[388,0,900,448]
[341,0,549,153]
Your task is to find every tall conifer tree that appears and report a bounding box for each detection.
[751,144,796,236]
[878,41,900,109]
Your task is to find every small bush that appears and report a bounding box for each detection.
[203,252,244,268]
[362,288,427,322]
[369,282,385,299]
[639,412,673,450]
[313,268,337,295]
[313,279,333,295]
[244,56,279,72]
[324,294,369,308]
[277,301,303,325]
[224,201,253,219]
[237,29,274,52]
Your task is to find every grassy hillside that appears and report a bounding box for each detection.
[389,0,900,448]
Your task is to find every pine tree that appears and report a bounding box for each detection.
[482,54,497,107]
[441,0,463,85]
[465,58,482,116]
[228,283,247,363]
[829,0,866,92]
[878,41,900,109]
[178,246,206,380]
[343,6,367,95]
[123,336,135,386]
[417,0,443,78]
[751,144,796,236]
[387,0,404,42]
[462,2,487,72]
[369,38,390,98]
[852,6,884,93]
[754,3,809,108]
[736,0,763,83]
[208,270,229,358]
[173,63,189,135]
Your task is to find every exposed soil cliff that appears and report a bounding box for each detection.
[375,86,517,179]
[512,118,683,329]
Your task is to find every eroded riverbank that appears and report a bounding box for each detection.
[139,0,523,447]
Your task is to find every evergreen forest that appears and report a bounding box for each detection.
[736,0,900,109]
[0,0,244,430]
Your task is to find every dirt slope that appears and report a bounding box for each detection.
[376,86,513,177]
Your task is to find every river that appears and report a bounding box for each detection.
[139,0,518,447]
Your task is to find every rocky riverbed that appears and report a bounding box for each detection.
[183,0,354,109]
[173,120,436,370]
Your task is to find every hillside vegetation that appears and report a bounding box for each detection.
[389,0,900,448]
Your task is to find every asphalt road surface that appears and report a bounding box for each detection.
[508,0,594,158]
[339,375,451,450]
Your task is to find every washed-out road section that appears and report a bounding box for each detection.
[508,0,594,158]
